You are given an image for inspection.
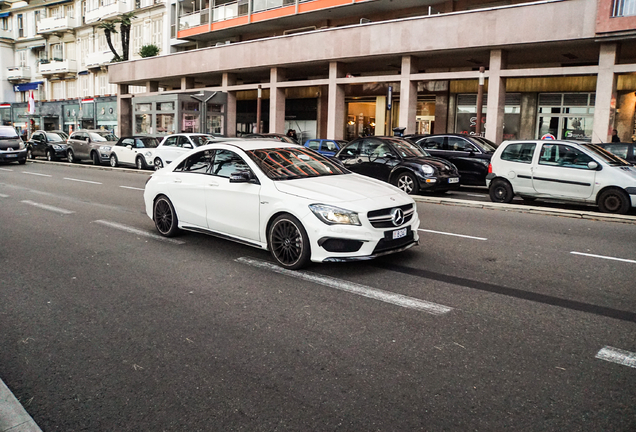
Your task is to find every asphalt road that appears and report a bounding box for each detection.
[1,161,635,431]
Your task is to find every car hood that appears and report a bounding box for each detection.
[407,156,457,171]
[0,138,23,150]
[274,173,406,204]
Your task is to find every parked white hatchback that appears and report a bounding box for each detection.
[144,140,420,269]
[153,133,238,170]
[487,140,636,214]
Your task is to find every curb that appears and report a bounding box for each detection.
[412,196,636,225]
[30,158,152,176]
[0,378,42,432]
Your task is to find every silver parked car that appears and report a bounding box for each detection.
[66,129,118,165]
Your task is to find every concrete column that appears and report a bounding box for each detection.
[146,81,159,93]
[375,96,386,136]
[485,49,507,145]
[519,93,538,139]
[327,62,345,140]
[269,67,286,134]
[222,73,237,137]
[117,84,132,136]
[399,55,418,134]
[181,77,195,90]
[317,87,329,139]
[440,92,452,134]
[592,43,618,143]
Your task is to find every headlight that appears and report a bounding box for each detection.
[52,144,62,150]
[99,145,111,151]
[19,141,26,150]
[421,164,435,175]
[309,204,361,226]
[144,151,152,157]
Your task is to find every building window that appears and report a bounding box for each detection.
[51,43,63,61]
[537,93,595,141]
[52,81,64,99]
[612,0,636,17]
[132,24,143,56]
[18,50,27,67]
[67,80,77,98]
[66,4,75,18]
[152,18,162,48]
[17,14,24,38]
[1,17,9,31]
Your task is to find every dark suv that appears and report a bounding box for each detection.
[66,129,118,165]
[27,130,69,161]
[407,134,496,186]
[0,126,27,165]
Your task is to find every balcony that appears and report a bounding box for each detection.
[37,15,77,34]
[86,49,115,69]
[39,59,77,77]
[85,1,128,24]
[0,28,13,39]
[6,66,31,82]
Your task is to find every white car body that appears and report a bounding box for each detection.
[486,139,636,213]
[109,136,160,169]
[144,140,420,267]
[153,133,241,169]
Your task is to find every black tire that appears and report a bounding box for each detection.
[18,158,26,165]
[46,150,55,162]
[268,214,311,270]
[136,156,147,170]
[520,196,536,203]
[489,179,514,203]
[109,154,118,168]
[27,148,34,159]
[92,151,101,165]
[393,171,419,195]
[597,188,630,214]
[153,196,180,237]
[67,149,78,163]
[154,157,163,170]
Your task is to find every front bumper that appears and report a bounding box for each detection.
[0,149,27,163]
[416,173,461,192]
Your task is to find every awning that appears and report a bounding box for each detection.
[13,81,43,92]
[0,12,11,18]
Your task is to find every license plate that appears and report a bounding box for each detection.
[449,177,459,184]
[5,154,17,158]
[392,228,407,239]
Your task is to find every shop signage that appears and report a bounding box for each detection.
[387,86,393,110]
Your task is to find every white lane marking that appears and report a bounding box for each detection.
[21,200,75,215]
[571,251,636,265]
[120,186,145,191]
[0,168,13,172]
[466,194,486,197]
[418,228,487,241]
[595,346,636,368]
[236,257,453,315]
[64,177,102,185]
[0,193,8,198]
[93,220,185,244]
[22,172,52,177]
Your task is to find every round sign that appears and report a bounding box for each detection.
[541,133,556,140]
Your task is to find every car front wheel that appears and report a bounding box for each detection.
[92,151,101,165]
[393,171,418,195]
[47,150,54,161]
[109,154,118,167]
[597,188,630,214]
[154,158,164,170]
[67,149,78,163]
[153,196,180,237]
[489,179,514,203]
[136,156,146,170]
[27,148,34,159]
[268,214,310,270]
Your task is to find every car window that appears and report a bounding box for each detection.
[248,147,348,180]
[163,136,178,147]
[500,143,536,163]
[175,149,214,174]
[369,141,394,158]
[390,138,428,158]
[582,144,630,166]
[191,135,212,147]
[0,127,19,138]
[306,140,320,150]
[419,137,444,150]
[600,144,629,159]
[325,141,338,151]
[539,144,594,169]
[212,150,250,178]
[340,141,360,157]
[121,138,134,147]
[45,133,64,142]
[89,132,117,141]
[448,137,474,152]
[32,132,42,141]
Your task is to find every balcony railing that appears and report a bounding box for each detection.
[39,59,78,75]
[612,0,636,16]
[85,1,128,24]
[0,28,13,39]
[37,15,77,34]
[86,50,115,68]
[179,0,302,30]
[6,66,31,81]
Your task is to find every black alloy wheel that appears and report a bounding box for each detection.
[46,150,54,161]
[136,156,146,170]
[153,196,180,237]
[489,179,514,203]
[92,151,101,165]
[394,171,418,195]
[109,154,118,168]
[597,188,630,214]
[154,158,164,170]
[268,214,310,270]
[67,149,78,163]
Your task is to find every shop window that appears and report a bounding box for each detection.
[157,113,175,134]
[157,102,174,111]
[136,103,152,112]
[455,93,520,140]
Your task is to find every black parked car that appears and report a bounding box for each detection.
[334,136,460,195]
[595,142,635,165]
[406,133,496,186]
[26,130,69,161]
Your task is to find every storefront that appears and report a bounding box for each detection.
[536,93,595,141]
[96,98,118,135]
[455,93,521,140]
[63,103,81,134]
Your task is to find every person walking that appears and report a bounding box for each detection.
[611,129,620,142]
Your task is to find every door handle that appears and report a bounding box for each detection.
[173,178,182,183]
[208,182,219,187]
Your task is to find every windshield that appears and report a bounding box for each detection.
[46,132,65,142]
[0,127,19,139]
[191,135,214,147]
[89,132,118,142]
[582,144,630,166]
[390,138,429,158]
[470,136,497,152]
[247,147,349,180]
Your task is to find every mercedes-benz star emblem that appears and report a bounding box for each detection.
[390,208,404,226]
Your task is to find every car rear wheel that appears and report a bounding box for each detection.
[268,214,310,270]
[136,156,146,170]
[109,154,118,168]
[597,188,630,214]
[489,179,514,203]
[154,158,164,170]
[67,149,78,163]
[92,151,101,165]
[153,196,180,237]
[394,172,418,195]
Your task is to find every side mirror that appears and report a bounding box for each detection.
[85,137,90,142]
[229,171,251,183]
[126,144,133,150]
[183,143,193,149]
[588,161,599,170]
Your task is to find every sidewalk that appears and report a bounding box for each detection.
[0,378,42,432]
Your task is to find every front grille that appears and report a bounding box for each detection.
[372,231,415,254]
[318,238,364,253]
[367,204,414,228]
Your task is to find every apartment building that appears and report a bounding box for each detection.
[107,0,636,144]
[0,0,169,135]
